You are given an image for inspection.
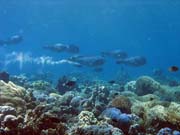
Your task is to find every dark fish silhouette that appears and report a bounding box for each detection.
[101,50,128,59]
[0,35,23,46]
[169,66,179,72]
[93,67,103,72]
[116,56,146,67]
[108,80,116,84]
[0,71,9,83]
[43,43,79,54]
[64,80,76,87]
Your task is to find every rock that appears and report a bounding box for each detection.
[139,94,160,102]
[2,115,18,129]
[0,106,16,116]
[135,76,161,96]
[145,105,168,127]
[167,102,180,126]
[124,81,136,92]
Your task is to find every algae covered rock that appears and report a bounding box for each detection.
[135,76,161,96]
[124,81,136,92]
[2,115,19,129]
[145,105,168,127]
[167,102,180,126]
[139,94,160,102]
[110,95,132,113]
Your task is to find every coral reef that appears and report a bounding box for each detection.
[1,74,180,134]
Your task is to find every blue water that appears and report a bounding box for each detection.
[0,0,180,80]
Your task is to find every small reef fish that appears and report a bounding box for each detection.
[101,50,128,59]
[116,56,146,67]
[0,71,9,83]
[43,43,79,54]
[0,35,23,46]
[168,66,179,72]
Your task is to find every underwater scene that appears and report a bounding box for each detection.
[0,0,180,135]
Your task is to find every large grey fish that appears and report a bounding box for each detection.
[0,35,23,46]
[43,43,79,54]
[68,55,105,67]
[101,50,128,59]
[116,56,146,67]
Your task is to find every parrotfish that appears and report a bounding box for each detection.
[68,55,105,67]
[0,35,23,46]
[43,43,79,54]
[116,56,146,67]
[101,50,128,59]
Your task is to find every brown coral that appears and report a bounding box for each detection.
[110,95,132,113]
